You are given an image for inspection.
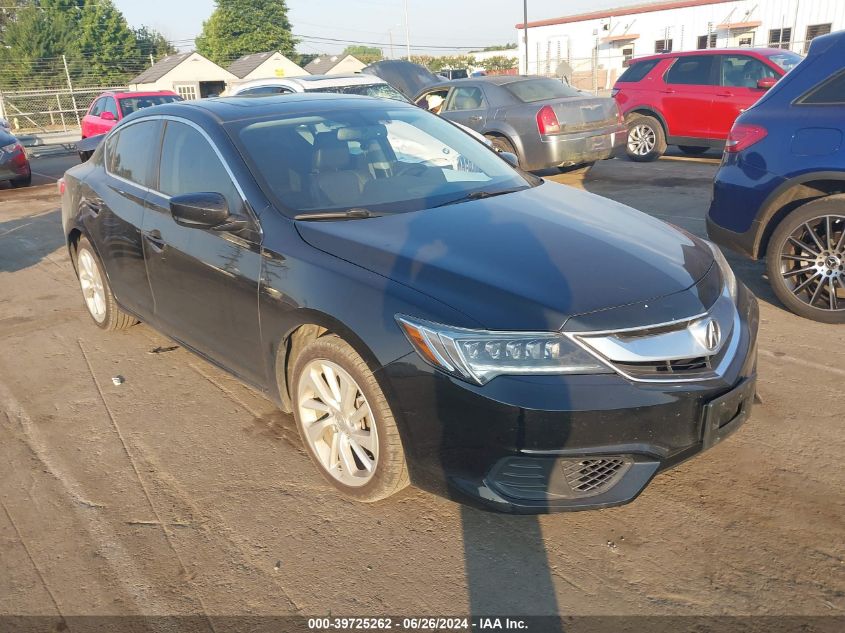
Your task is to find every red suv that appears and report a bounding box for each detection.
[80,90,181,139]
[613,48,802,161]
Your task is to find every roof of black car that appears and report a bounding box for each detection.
[132,92,412,124]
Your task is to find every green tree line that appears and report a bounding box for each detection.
[0,0,175,89]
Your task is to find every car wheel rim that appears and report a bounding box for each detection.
[628,124,656,156]
[779,214,845,311]
[78,249,106,323]
[297,359,378,487]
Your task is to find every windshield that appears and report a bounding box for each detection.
[766,51,803,72]
[306,83,409,103]
[233,104,533,217]
[505,78,581,102]
[118,95,181,114]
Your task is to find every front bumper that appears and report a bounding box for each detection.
[377,284,759,513]
[522,123,628,171]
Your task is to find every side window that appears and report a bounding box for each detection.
[447,86,484,111]
[106,120,162,188]
[158,121,242,214]
[103,96,119,118]
[89,98,105,116]
[416,89,449,113]
[800,70,845,105]
[720,55,778,88]
[665,55,716,85]
[617,59,660,83]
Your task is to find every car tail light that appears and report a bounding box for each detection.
[58,178,66,196]
[725,123,767,153]
[611,88,620,97]
[536,105,561,135]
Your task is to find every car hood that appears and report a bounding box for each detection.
[295,182,715,331]
[361,60,440,100]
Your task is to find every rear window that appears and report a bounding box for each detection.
[118,95,181,115]
[799,70,845,105]
[617,59,660,83]
[504,78,581,102]
[766,51,803,72]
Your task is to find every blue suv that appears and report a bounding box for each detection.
[707,30,845,323]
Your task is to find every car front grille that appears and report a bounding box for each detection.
[561,458,629,494]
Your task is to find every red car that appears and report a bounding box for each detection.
[80,90,181,140]
[613,48,802,161]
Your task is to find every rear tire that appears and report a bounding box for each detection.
[765,197,845,323]
[625,114,666,162]
[75,237,138,330]
[678,146,709,155]
[291,334,409,502]
[485,134,519,163]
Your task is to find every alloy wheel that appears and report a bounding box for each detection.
[628,124,656,156]
[779,214,845,312]
[296,359,378,487]
[78,249,106,323]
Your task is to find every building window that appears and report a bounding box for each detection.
[655,39,673,53]
[738,35,753,47]
[622,45,634,62]
[176,84,197,100]
[805,23,832,53]
[697,33,717,49]
[768,28,792,49]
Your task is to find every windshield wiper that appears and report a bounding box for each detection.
[432,187,526,208]
[294,208,384,221]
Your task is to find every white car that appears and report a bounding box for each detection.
[227,74,408,101]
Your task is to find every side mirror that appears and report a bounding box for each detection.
[499,151,520,169]
[757,77,777,90]
[170,192,231,229]
[100,111,116,121]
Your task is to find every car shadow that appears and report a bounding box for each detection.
[0,209,65,273]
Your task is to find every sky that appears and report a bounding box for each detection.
[113,0,652,55]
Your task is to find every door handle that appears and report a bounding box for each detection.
[661,89,676,94]
[717,91,734,97]
[468,115,482,122]
[143,229,165,251]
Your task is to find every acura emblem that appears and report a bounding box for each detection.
[703,319,721,352]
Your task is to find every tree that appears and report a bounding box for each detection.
[196,0,297,66]
[480,55,518,72]
[134,26,177,61]
[342,45,382,64]
[72,0,140,84]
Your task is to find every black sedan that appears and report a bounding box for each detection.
[60,94,758,513]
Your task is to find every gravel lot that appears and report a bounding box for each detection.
[1,153,843,624]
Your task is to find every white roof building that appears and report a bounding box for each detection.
[129,52,237,100]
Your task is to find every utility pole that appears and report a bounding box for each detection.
[62,55,81,128]
[403,0,411,60]
[389,29,394,59]
[523,0,529,75]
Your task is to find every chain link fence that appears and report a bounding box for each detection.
[0,86,127,134]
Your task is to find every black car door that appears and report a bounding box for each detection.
[141,118,266,387]
[90,120,161,318]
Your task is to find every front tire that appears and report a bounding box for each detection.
[75,237,138,330]
[765,196,845,323]
[485,135,519,163]
[625,114,666,162]
[292,335,409,502]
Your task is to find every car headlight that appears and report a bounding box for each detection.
[705,240,738,300]
[396,315,610,385]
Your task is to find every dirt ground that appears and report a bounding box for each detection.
[1,154,843,622]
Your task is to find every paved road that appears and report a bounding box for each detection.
[1,156,843,623]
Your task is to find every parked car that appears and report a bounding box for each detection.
[438,68,469,80]
[61,94,758,513]
[228,74,408,102]
[613,48,802,161]
[80,90,181,153]
[366,62,625,171]
[707,31,845,323]
[0,130,31,188]
[0,117,10,132]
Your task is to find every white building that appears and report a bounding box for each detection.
[226,51,308,86]
[517,0,845,89]
[129,52,237,99]
[303,54,367,75]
